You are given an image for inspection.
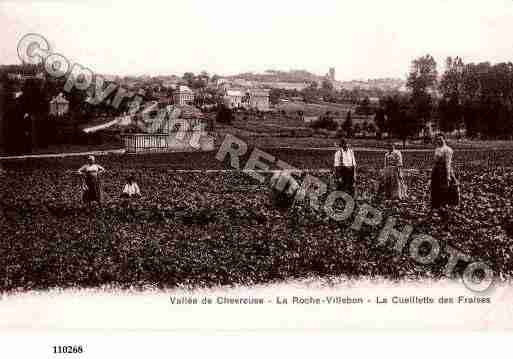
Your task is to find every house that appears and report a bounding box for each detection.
[248,89,270,111]
[49,93,69,116]
[223,88,270,111]
[162,80,179,89]
[173,85,195,106]
[121,104,214,153]
[7,72,45,81]
[224,89,244,108]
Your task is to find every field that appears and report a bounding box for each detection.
[213,130,513,150]
[275,101,358,117]
[223,101,372,139]
[1,148,513,293]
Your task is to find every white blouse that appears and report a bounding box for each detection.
[123,182,141,196]
[334,149,356,168]
[78,164,105,176]
[434,145,453,169]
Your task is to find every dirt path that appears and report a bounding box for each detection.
[0,146,437,160]
[0,148,126,160]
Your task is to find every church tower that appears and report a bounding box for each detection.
[329,67,335,82]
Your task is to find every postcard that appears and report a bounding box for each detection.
[1,0,512,355]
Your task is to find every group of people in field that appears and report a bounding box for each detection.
[333,133,460,216]
[78,133,460,217]
[77,155,140,204]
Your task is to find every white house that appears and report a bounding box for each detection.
[248,89,270,111]
[223,89,270,111]
[49,93,69,116]
[173,85,195,105]
[224,89,244,108]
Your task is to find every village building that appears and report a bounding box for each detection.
[120,104,214,153]
[162,80,179,89]
[247,89,270,111]
[173,85,195,106]
[7,72,45,81]
[223,89,244,108]
[49,93,69,116]
[223,88,270,111]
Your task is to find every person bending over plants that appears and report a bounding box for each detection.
[121,175,141,199]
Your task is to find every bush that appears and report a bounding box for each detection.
[216,105,234,124]
[310,117,338,131]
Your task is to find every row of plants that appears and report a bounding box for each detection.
[1,150,512,292]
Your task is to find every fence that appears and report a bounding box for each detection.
[122,132,215,153]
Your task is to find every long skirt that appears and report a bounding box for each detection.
[431,165,459,209]
[335,166,355,196]
[82,174,102,203]
[382,166,407,199]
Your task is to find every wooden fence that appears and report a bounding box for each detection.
[122,132,215,153]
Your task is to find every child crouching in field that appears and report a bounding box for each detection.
[269,171,300,209]
[121,176,141,199]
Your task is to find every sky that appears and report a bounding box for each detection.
[2,0,513,80]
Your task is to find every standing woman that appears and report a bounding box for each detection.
[382,142,407,200]
[334,139,357,196]
[430,134,459,215]
[77,155,106,204]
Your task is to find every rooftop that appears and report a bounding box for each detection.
[175,85,193,94]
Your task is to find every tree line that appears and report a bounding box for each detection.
[377,55,513,141]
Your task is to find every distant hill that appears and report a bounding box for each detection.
[224,69,405,91]
[225,69,321,84]
[338,78,405,91]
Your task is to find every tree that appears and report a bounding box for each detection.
[301,82,319,103]
[366,121,376,134]
[382,94,417,147]
[269,88,281,106]
[439,56,465,132]
[342,110,353,137]
[183,72,195,88]
[374,107,386,138]
[356,96,372,116]
[215,104,233,124]
[407,54,438,138]
[449,61,513,139]
[353,123,361,136]
[407,54,438,95]
[211,74,220,84]
[321,79,334,92]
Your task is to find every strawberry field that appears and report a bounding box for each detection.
[1,148,513,292]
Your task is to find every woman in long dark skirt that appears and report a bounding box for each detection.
[382,142,407,200]
[77,155,106,204]
[430,134,459,217]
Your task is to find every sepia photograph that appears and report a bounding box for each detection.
[1,0,513,353]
